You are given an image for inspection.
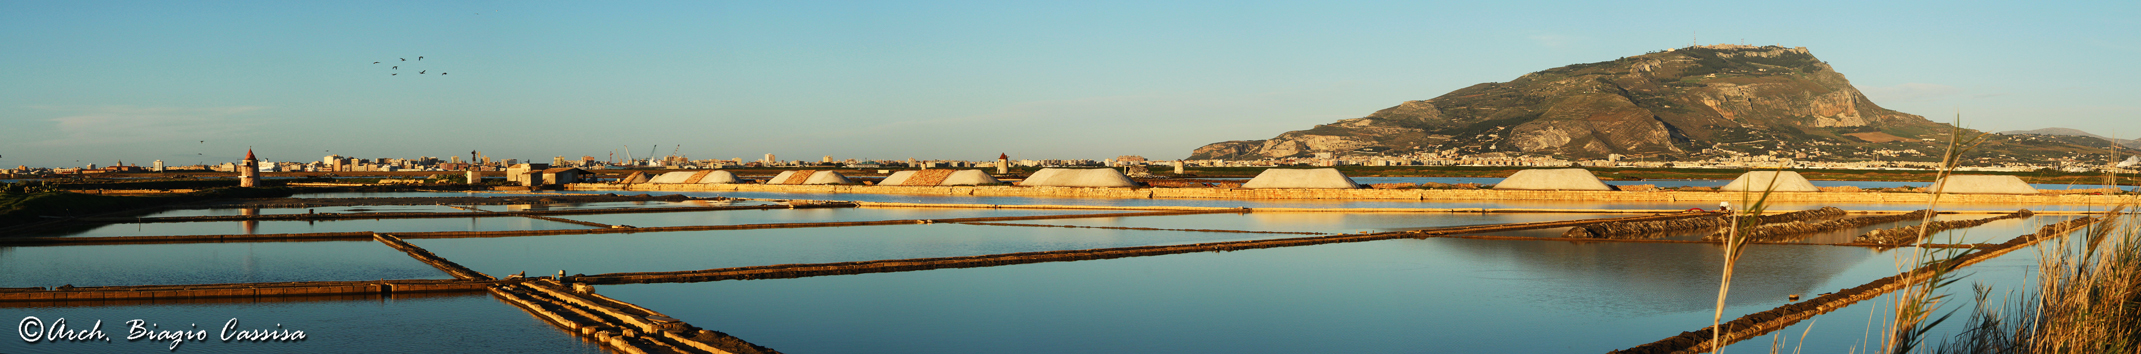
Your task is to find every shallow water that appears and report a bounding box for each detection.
[0,293,604,354]
[491,199,779,211]
[18,217,595,238]
[408,223,1298,277]
[140,205,470,217]
[596,238,1923,353]
[287,191,550,198]
[1721,241,2053,353]
[547,207,1119,228]
[1022,212,1617,234]
[0,241,448,288]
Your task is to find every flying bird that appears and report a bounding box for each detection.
[392,66,397,70]
[419,70,425,74]
[418,56,424,61]
[440,72,447,75]
[373,62,379,64]
[392,73,397,76]
[400,58,406,61]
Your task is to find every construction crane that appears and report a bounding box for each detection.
[623,145,635,166]
[671,145,682,165]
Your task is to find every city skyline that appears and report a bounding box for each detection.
[5,1,2137,168]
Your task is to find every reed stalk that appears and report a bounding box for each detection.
[1713,167,1784,353]
[1880,115,1989,354]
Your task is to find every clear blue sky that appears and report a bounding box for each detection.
[3,1,2135,168]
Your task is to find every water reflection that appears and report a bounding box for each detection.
[596,238,1925,353]
[408,224,1297,277]
[550,207,1119,228]
[18,217,596,238]
[1025,212,1615,234]
[0,293,603,354]
[0,241,449,288]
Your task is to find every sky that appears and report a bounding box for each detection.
[3,1,2136,168]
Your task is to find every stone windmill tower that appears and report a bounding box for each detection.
[239,149,261,187]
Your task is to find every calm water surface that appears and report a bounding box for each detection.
[598,238,1938,353]
[548,207,1119,228]
[409,223,1299,277]
[0,294,602,354]
[1024,212,1617,234]
[18,217,595,238]
[0,241,448,288]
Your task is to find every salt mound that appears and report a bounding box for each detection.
[647,171,698,184]
[1928,175,2037,195]
[1721,171,1819,192]
[765,170,854,185]
[1493,168,1612,191]
[1241,168,1359,189]
[695,171,741,184]
[1018,168,1136,187]
[881,170,1002,186]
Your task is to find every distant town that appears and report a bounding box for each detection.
[7,148,2138,179]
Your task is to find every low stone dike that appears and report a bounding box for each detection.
[0,210,1235,246]
[569,213,1711,285]
[490,278,779,354]
[1856,209,2036,245]
[957,222,1328,235]
[1610,211,2114,354]
[1565,207,1847,239]
[569,183,2129,205]
[1711,210,1931,242]
[374,233,493,281]
[197,193,714,208]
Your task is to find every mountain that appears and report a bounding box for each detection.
[1192,44,2126,163]
[1999,128,2141,149]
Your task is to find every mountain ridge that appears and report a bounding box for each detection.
[1191,44,2128,164]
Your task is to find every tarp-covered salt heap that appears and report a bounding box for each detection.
[646,171,741,184]
[1492,168,1612,191]
[1720,171,1819,192]
[646,171,697,184]
[1017,168,1137,187]
[764,170,854,185]
[1240,168,1359,189]
[1928,175,2038,194]
[881,169,1001,186]
[618,171,651,184]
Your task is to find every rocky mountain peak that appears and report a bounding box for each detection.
[1191,45,1948,161]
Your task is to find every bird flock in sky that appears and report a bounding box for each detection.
[376,56,446,76]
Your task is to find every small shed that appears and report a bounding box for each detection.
[541,168,591,185]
